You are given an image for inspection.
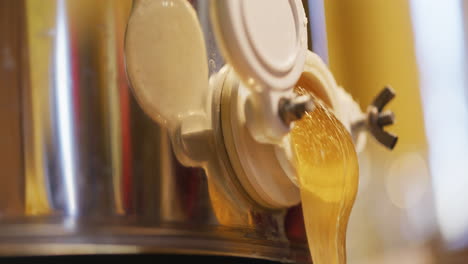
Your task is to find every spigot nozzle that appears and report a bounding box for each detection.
[279,95,315,126]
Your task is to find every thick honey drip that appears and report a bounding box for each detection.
[291,87,359,264]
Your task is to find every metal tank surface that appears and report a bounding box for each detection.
[0,0,311,263]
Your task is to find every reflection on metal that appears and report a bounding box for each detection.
[24,0,55,215]
[105,0,125,216]
[0,0,25,216]
[0,0,310,262]
[54,0,78,216]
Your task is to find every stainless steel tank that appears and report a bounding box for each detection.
[0,0,312,262]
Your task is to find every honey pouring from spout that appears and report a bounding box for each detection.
[279,85,397,264]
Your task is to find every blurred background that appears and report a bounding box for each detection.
[317,0,468,263]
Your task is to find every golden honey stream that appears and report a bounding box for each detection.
[291,86,359,264]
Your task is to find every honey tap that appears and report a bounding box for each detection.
[125,1,398,264]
